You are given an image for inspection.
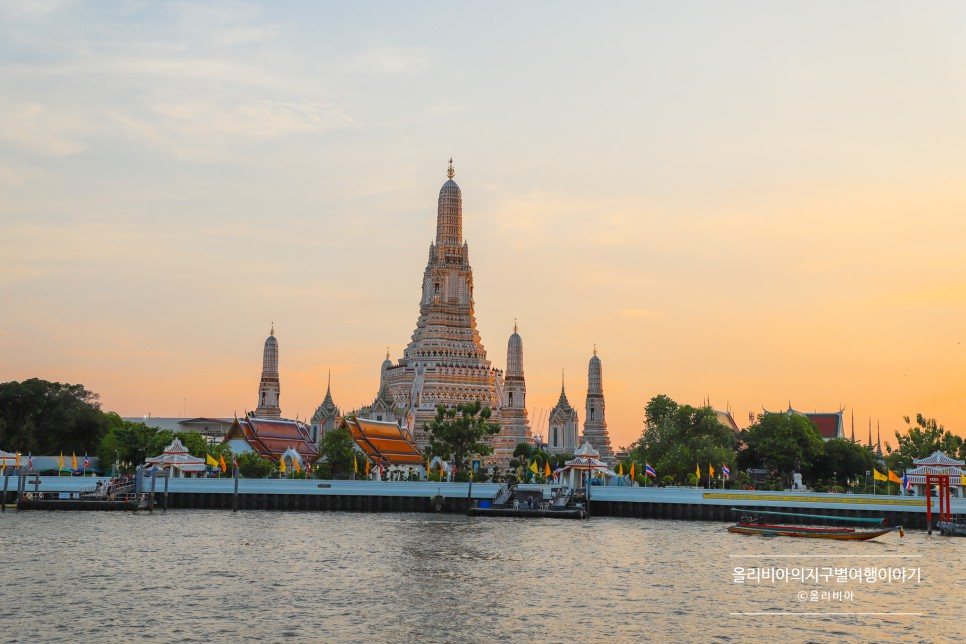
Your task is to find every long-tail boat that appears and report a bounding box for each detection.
[728,508,903,541]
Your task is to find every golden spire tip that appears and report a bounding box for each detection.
[270,322,274,336]
[447,158,455,180]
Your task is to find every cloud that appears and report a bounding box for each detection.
[0,98,87,156]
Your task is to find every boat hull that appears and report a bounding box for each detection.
[728,524,897,541]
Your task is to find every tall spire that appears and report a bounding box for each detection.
[850,409,855,442]
[582,348,612,461]
[255,327,281,418]
[435,158,462,250]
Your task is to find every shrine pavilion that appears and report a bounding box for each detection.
[223,412,319,467]
[903,450,966,498]
[342,416,424,472]
[555,442,615,489]
[144,438,207,478]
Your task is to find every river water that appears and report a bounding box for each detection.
[0,511,962,643]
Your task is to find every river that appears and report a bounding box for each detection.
[0,511,961,642]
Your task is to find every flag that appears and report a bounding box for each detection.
[645,464,657,478]
[529,460,538,474]
[629,462,635,479]
[232,453,238,468]
[722,464,731,479]
[84,453,89,470]
[709,464,715,478]
[16,452,21,468]
[59,453,64,470]
[294,457,301,473]
[545,462,552,477]
[72,453,77,470]
[902,473,911,491]
[873,469,887,481]
[617,463,623,476]
[962,472,966,486]
[28,452,33,470]
[219,454,228,473]
[695,464,701,479]
[279,458,286,474]
[206,454,219,467]
[365,460,370,476]
[888,470,901,484]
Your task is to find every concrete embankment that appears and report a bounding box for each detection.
[5,477,959,529]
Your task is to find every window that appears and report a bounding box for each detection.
[508,392,514,407]
[553,427,558,447]
[590,407,595,420]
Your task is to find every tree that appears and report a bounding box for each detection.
[0,378,111,454]
[738,413,824,484]
[96,416,175,468]
[237,450,274,478]
[631,395,737,485]
[812,438,876,484]
[319,427,357,479]
[425,401,500,474]
[886,414,965,472]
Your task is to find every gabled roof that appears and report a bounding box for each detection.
[763,406,844,439]
[224,413,319,463]
[912,450,964,467]
[343,417,423,466]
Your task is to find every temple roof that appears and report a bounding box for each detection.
[343,417,423,466]
[224,413,319,463]
[763,406,844,439]
[913,450,964,467]
[145,438,207,472]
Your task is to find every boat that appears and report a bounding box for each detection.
[466,484,589,519]
[728,508,903,541]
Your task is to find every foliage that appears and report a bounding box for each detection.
[812,438,876,484]
[424,401,500,473]
[631,395,737,485]
[318,427,358,479]
[236,450,274,478]
[885,414,965,472]
[737,413,824,482]
[513,442,533,461]
[0,378,111,454]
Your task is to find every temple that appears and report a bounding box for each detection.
[496,322,532,460]
[223,412,319,466]
[581,348,614,462]
[763,405,845,441]
[342,417,424,470]
[374,161,511,463]
[309,371,341,443]
[547,372,579,455]
[903,450,965,498]
[255,325,281,418]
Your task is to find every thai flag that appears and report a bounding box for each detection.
[232,454,238,468]
[722,464,731,479]
[84,454,90,470]
[902,473,911,491]
[645,464,657,478]
[28,453,33,470]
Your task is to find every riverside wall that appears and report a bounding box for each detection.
[5,477,961,530]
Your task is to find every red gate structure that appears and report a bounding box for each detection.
[925,473,951,534]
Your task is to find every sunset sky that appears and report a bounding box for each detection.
[2,2,964,449]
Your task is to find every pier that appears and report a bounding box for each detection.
[5,477,961,529]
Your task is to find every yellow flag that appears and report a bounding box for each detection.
[206,454,219,467]
[545,462,552,477]
[888,470,901,484]
[961,472,966,486]
[709,464,715,478]
[294,457,301,473]
[529,460,538,473]
[220,454,228,472]
[696,464,701,479]
[72,453,77,470]
[279,458,286,474]
[629,462,635,478]
[59,453,64,470]
[873,469,887,481]
[617,463,623,476]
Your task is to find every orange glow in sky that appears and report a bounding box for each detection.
[1,3,964,448]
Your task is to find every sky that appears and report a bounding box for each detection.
[2,1,965,449]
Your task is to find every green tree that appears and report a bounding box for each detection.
[425,401,500,473]
[885,414,965,472]
[0,378,111,454]
[319,427,358,479]
[631,395,737,485]
[812,438,876,484]
[96,416,174,468]
[237,451,274,478]
[738,413,824,484]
